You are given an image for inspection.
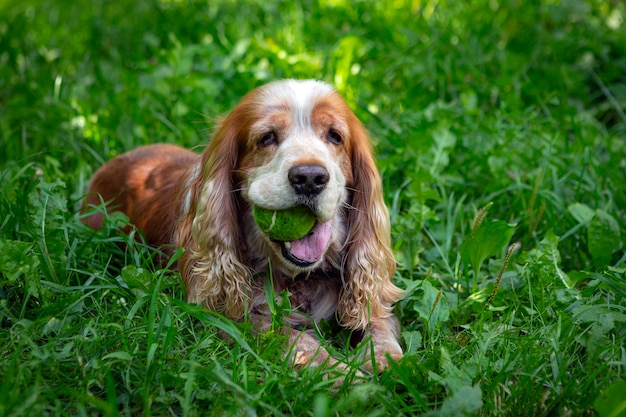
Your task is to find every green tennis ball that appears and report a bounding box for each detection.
[253,205,316,242]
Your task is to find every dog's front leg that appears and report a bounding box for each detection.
[356,316,403,372]
[286,328,336,367]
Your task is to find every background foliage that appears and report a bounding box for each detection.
[1,0,625,415]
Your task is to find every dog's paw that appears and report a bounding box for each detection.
[358,348,403,374]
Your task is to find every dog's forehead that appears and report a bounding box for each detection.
[260,79,335,104]
[257,79,336,122]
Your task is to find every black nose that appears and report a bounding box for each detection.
[288,164,329,195]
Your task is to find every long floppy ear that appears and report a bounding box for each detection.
[175,106,253,320]
[338,115,404,330]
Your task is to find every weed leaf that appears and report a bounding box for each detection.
[120,265,152,292]
[429,125,457,175]
[429,385,483,417]
[588,209,621,270]
[414,280,450,334]
[461,220,516,275]
[567,203,595,224]
[402,330,423,355]
[594,380,626,417]
[520,230,573,288]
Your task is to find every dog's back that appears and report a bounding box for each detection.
[83,144,198,247]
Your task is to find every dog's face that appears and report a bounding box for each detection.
[235,80,355,273]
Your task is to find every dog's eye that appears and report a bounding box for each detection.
[258,132,277,147]
[326,128,342,145]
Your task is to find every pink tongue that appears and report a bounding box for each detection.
[289,220,332,263]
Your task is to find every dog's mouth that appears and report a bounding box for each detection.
[273,220,332,268]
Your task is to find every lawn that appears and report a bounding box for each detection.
[1,0,625,415]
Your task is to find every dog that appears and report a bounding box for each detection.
[84,79,403,371]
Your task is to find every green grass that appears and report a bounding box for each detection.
[1,0,625,415]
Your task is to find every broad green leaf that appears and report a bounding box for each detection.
[461,220,516,275]
[568,203,595,224]
[435,385,483,416]
[413,280,449,333]
[541,229,561,262]
[594,381,626,417]
[121,265,152,291]
[588,209,621,270]
[103,351,133,362]
[540,230,573,287]
[402,331,423,355]
[429,125,457,175]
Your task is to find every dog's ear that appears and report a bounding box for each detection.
[175,103,254,320]
[338,113,404,330]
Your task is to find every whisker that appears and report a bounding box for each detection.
[341,200,364,214]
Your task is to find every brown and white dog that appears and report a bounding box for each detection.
[84,79,403,371]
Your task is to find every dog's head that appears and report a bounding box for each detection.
[177,80,400,328]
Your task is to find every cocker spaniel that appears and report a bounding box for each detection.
[84,79,403,371]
